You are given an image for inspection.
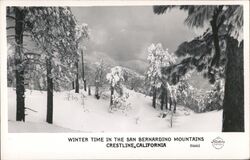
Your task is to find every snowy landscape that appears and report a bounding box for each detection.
[8,88,222,132]
[6,6,244,133]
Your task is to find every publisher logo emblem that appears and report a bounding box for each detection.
[211,137,225,149]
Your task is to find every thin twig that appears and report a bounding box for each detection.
[25,107,38,113]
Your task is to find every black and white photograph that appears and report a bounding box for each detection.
[6,5,245,132]
[1,0,249,159]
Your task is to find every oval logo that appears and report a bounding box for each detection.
[211,137,225,149]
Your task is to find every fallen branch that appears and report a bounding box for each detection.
[25,107,38,113]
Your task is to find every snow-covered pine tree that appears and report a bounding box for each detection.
[75,23,89,93]
[154,5,243,131]
[145,43,176,109]
[94,59,107,99]
[106,66,124,106]
[25,7,80,124]
[7,7,60,121]
[6,7,27,121]
[106,66,131,113]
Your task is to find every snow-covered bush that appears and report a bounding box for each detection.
[106,66,124,88]
[203,79,224,111]
[109,92,131,114]
[176,79,224,113]
[106,66,124,96]
[95,85,110,100]
[106,66,132,114]
[100,91,110,100]
[65,91,79,101]
[80,91,86,106]
[107,66,130,113]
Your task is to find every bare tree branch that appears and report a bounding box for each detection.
[7,35,16,39]
[7,34,32,39]
[6,15,16,20]
[6,26,15,30]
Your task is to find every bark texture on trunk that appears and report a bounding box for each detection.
[160,86,165,110]
[169,98,172,111]
[75,61,79,93]
[152,87,156,108]
[222,37,244,132]
[15,7,25,121]
[84,80,87,92]
[88,85,91,96]
[46,58,53,124]
[165,89,168,110]
[81,50,87,91]
[110,86,114,106]
[210,18,220,67]
[95,82,100,99]
[173,100,177,113]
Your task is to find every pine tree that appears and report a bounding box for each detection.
[13,7,25,121]
[106,66,124,106]
[25,7,79,124]
[154,5,244,131]
[7,7,35,121]
[145,43,176,108]
[75,23,89,92]
[94,60,106,99]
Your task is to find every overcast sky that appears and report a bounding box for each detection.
[71,6,197,73]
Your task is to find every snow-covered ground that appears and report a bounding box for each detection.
[8,121,80,133]
[8,88,223,132]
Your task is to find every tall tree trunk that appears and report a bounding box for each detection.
[75,61,79,93]
[81,50,87,91]
[15,7,25,121]
[160,85,165,110]
[72,81,74,89]
[169,97,172,111]
[110,86,114,106]
[210,17,220,67]
[152,87,156,108]
[165,89,168,110]
[84,80,87,91]
[95,82,100,99]
[173,99,177,113]
[88,85,91,95]
[210,6,223,68]
[222,37,244,132]
[46,58,53,124]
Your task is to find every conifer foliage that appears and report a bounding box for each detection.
[25,7,80,124]
[145,43,176,108]
[7,7,89,124]
[154,5,244,132]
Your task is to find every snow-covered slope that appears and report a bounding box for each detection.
[8,121,80,133]
[8,88,222,132]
